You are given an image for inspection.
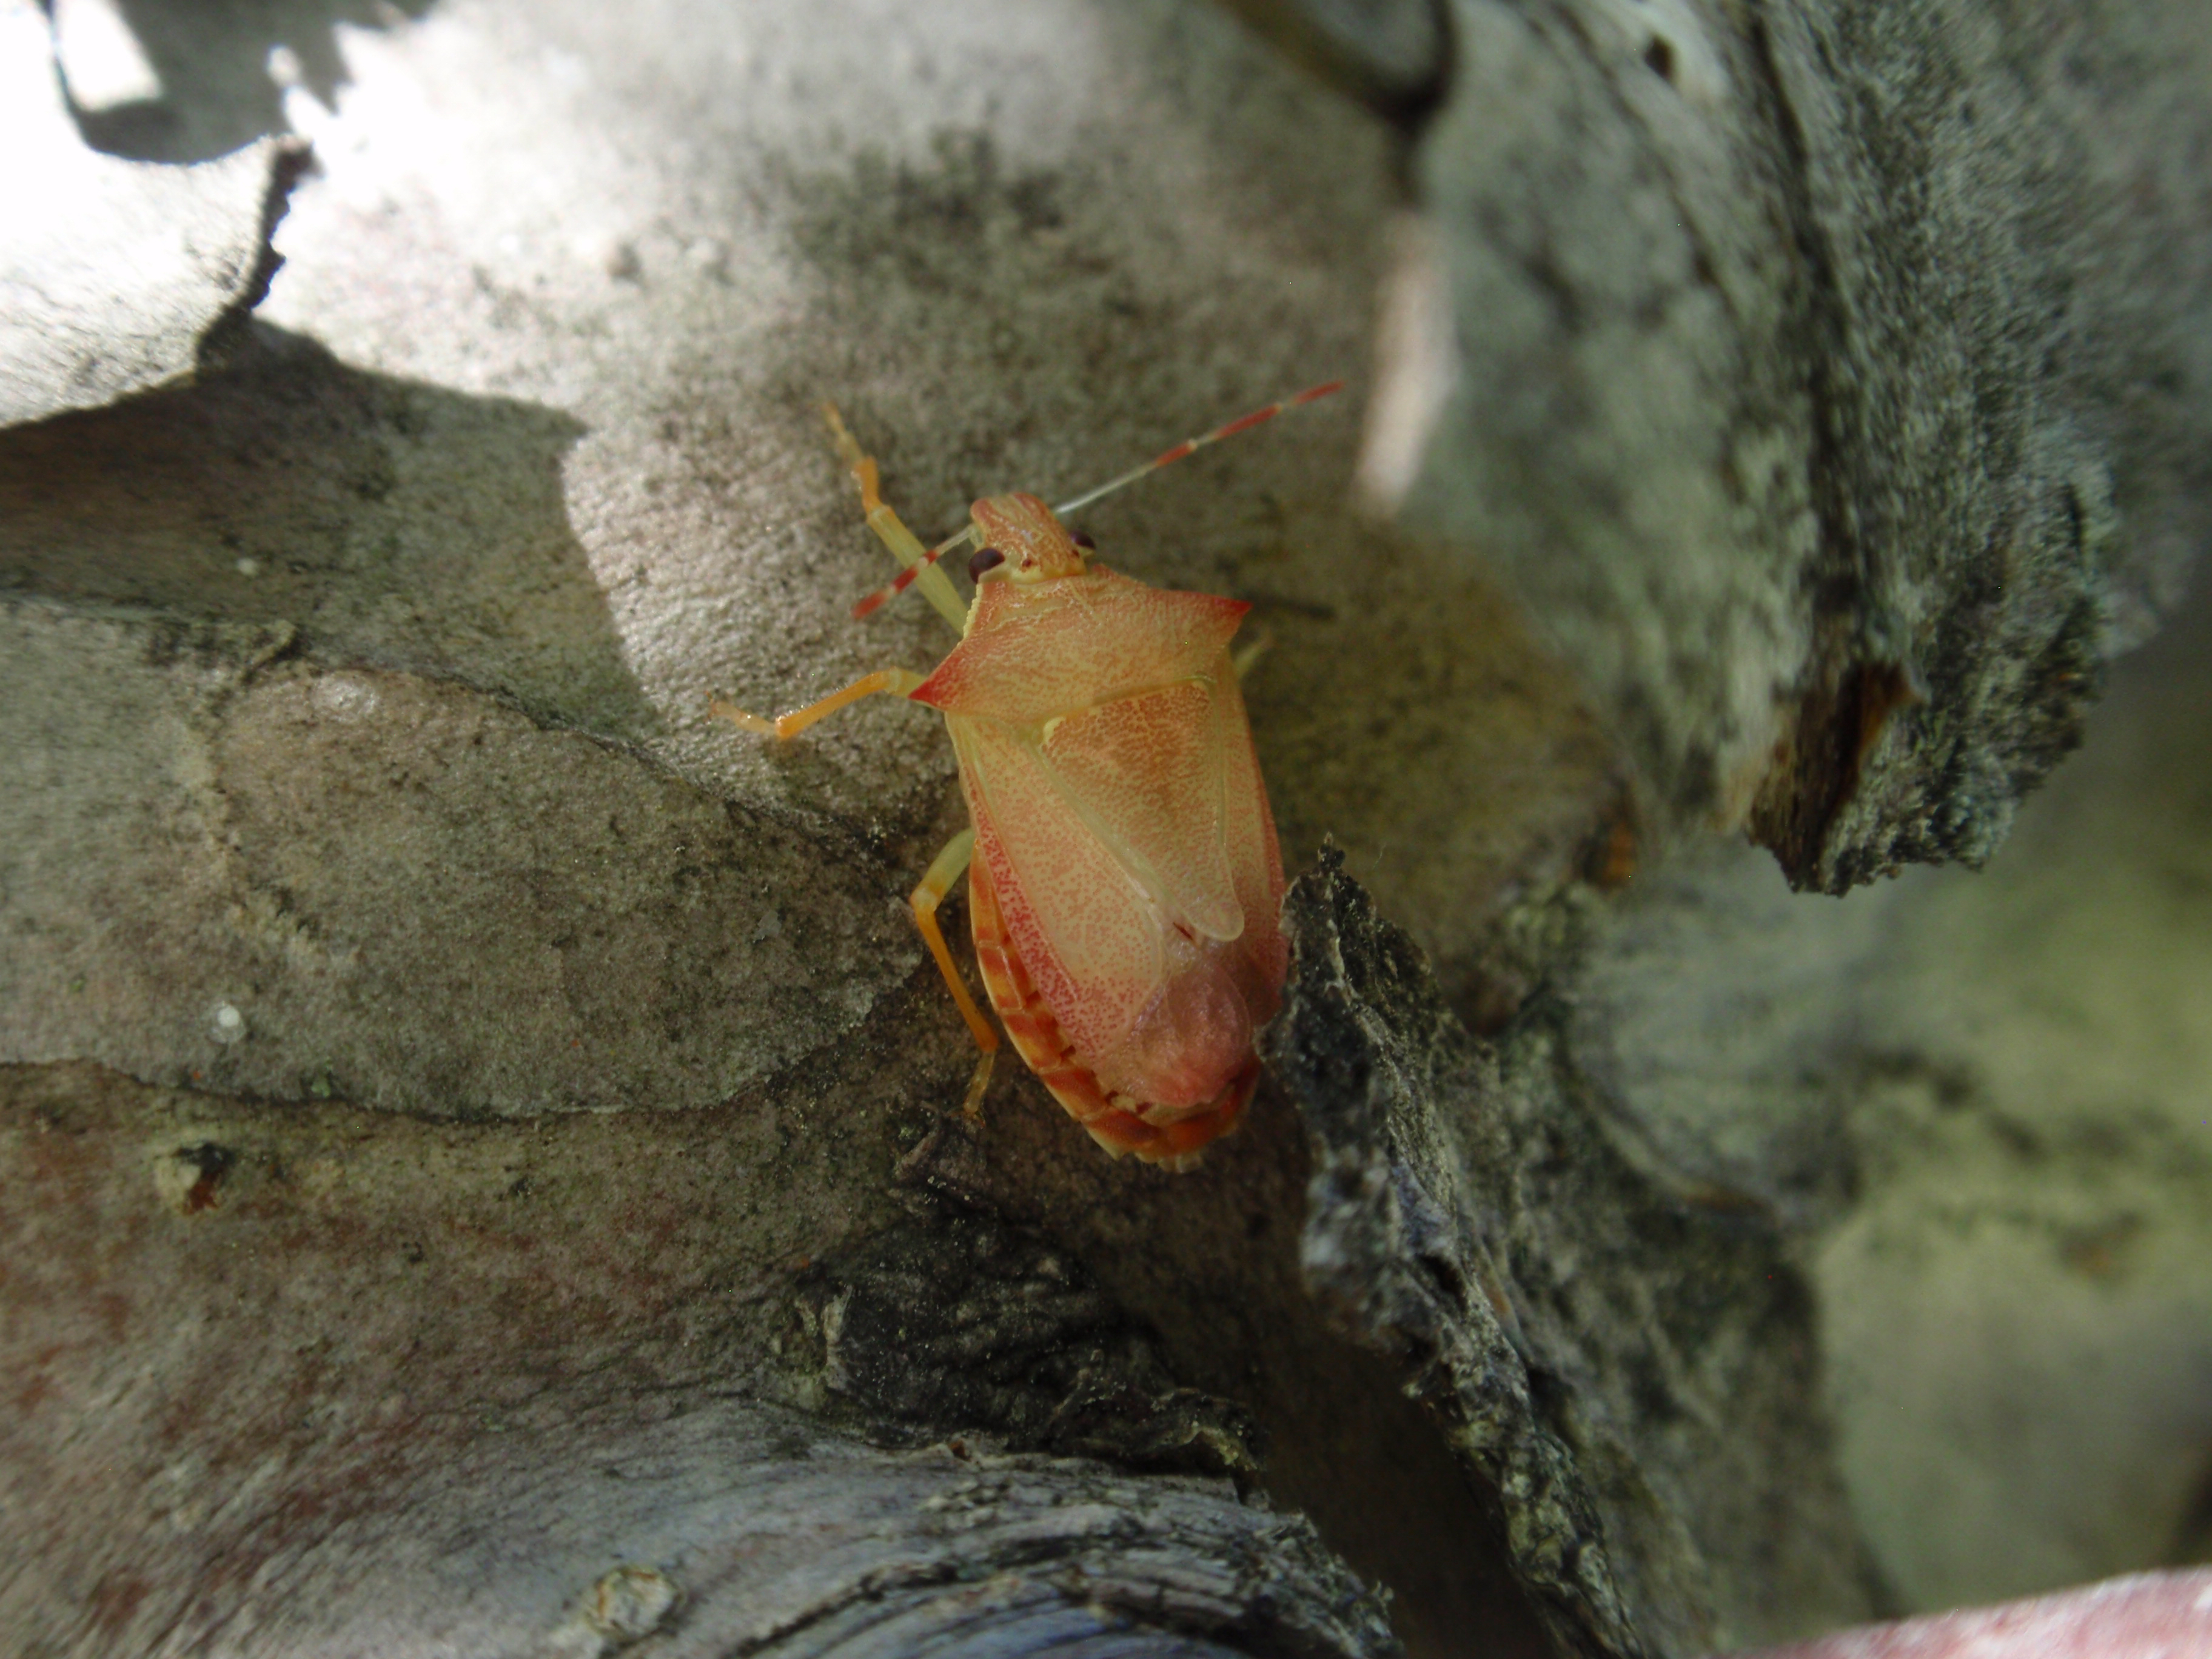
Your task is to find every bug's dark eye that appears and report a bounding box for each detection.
[968,546,1005,581]
[1071,532,1096,551]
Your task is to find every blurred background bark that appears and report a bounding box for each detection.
[3,1,2208,1655]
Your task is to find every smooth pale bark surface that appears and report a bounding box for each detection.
[0,4,1604,1655]
[0,4,306,427]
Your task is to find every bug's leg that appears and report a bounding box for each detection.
[910,828,998,1119]
[709,668,928,740]
[822,404,970,633]
[1232,628,1273,682]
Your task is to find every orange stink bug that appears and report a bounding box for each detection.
[716,384,1342,1170]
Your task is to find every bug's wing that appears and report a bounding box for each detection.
[953,716,1167,1070]
[1037,679,1242,942]
[956,660,1273,1105]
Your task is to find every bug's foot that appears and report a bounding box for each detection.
[958,1050,995,1120]
[707,697,777,737]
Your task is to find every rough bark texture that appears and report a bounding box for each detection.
[5,0,2212,1655]
[1269,855,1872,1659]
[1542,571,2212,1611]
[1370,0,2212,890]
[1,1059,1402,1658]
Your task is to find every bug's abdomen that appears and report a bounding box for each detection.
[968,853,1255,1169]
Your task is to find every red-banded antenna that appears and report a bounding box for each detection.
[1051,380,1344,517]
[850,380,1344,620]
[851,523,977,620]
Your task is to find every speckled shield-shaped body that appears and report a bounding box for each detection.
[911,564,1287,1167]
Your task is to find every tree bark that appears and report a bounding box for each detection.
[1362,0,2212,890]
[0,6,304,428]
[5,0,2210,1655]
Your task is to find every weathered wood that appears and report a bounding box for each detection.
[1269,853,1874,1657]
[1366,0,2212,890]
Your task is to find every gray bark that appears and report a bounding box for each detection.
[1366,0,2212,890]
[1269,854,1873,1658]
[1,1058,1396,1656]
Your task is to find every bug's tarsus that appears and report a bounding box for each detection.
[711,668,927,742]
[958,1050,994,1119]
[708,697,777,737]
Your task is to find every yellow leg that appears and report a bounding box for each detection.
[710,668,928,740]
[1232,629,1272,682]
[911,828,997,1119]
[822,404,970,634]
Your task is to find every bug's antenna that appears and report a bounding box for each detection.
[1052,380,1344,517]
[851,523,977,620]
[850,380,1345,621]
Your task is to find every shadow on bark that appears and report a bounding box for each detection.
[0,323,655,740]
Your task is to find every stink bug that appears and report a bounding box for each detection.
[715,383,1342,1170]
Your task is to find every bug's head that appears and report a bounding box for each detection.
[969,493,1088,585]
